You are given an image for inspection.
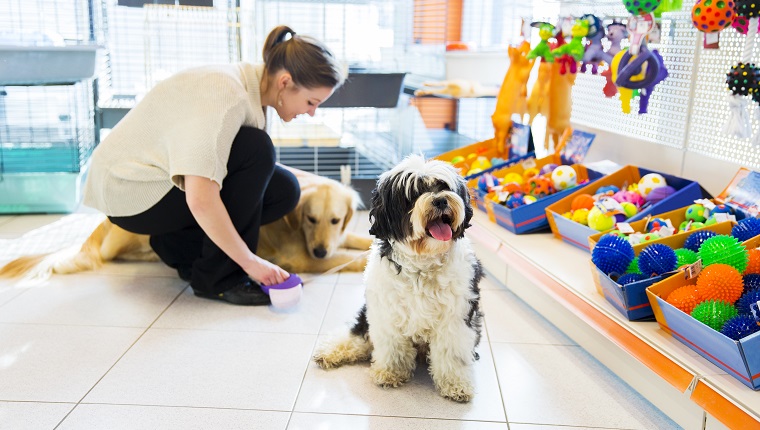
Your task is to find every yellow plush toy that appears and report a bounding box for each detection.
[492,40,535,154]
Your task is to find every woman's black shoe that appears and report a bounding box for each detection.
[193,279,271,306]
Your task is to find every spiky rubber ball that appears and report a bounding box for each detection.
[696,263,745,304]
[592,234,635,276]
[720,315,760,340]
[666,285,702,314]
[698,234,749,273]
[727,62,758,96]
[736,289,760,314]
[732,217,760,241]
[638,243,678,276]
[692,300,739,331]
[744,248,760,274]
[675,248,699,268]
[744,274,760,291]
[684,230,717,252]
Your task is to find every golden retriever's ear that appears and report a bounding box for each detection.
[341,186,362,233]
[283,206,302,231]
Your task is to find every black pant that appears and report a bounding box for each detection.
[109,127,300,294]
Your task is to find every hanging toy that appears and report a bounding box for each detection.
[527,60,552,129]
[527,22,556,63]
[580,14,606,74]
[692,0,735,33]
[551,18,589,75]
[654,0,684,17]
[601,22,629,98]
[725,1,760,138]
[638,49,669,114]
[732,14,760,34]
[623,0,663,15]
[492,41,535,153]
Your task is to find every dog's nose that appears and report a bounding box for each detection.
[433,197,448,209]
[313,246,327,259]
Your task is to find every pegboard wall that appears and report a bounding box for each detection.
[543,1,760,172]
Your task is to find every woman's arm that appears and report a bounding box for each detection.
[184,175,289,286]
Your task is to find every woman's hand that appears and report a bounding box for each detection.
[243,256,289,286]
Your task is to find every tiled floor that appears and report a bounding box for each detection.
[0,211,682,430]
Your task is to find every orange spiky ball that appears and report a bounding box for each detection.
[666,285,702,314]
[744,248,760,274]
[695,263,744,304]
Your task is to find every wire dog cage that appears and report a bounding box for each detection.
[0,0,101,213]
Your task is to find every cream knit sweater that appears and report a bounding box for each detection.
[83,63,267,217]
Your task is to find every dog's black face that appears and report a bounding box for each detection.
[369,155,473,254]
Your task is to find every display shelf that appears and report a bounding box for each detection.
[468,210,760,429]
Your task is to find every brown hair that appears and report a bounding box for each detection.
[262,25,345,91]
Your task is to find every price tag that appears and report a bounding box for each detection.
[714,213,731,223]
[684,259,703,280]
[704,31,720,49]
[751,301,760,324]
[498,190,509,202]
[616,222,635,234]
[695,199,715,210]
[522,158,537,170]
[485,175,495,189]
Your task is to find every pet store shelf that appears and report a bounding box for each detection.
[468,210,760,430]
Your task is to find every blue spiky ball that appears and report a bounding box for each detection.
[744,274,760,291]
[736,289,760,315]
[684,230,718,253]
[618,273,646,285]
[592,235,635,276]
[638,243,678,276]
[720,315,760,340]
[731,217,760,241]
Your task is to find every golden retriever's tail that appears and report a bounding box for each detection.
[0,220,109,279]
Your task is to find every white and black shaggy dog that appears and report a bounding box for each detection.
[313,154,484,402]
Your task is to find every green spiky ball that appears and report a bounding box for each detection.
[675,248,699,268]
[626,256,641,274]
[691,300,739,331]
[697,235,749,273]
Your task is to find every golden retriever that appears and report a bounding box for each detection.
[0,175,373,280]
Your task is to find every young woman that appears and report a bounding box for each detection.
[83,25,344,305]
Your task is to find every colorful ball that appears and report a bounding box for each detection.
[643,185,675,205]
[612,190,645,207]
[523,176,555,198]
[731,217,760,241]
[710,203,735,216]
[692,0,735,33]
[620,202,639,218]
[692,300,739,331]
[596,185,620,195]
[638,243,678,276]
[502,182,522,194]
[646,217,669,233]
[551,165,577,191]
[477,173,499,193]
[571,194,596,211]
[587,206,616,231]
[503,172,524,185]
[685,204,707,223]
[736,289,760,314]
[618,273,646,285]
[698,235,749,273]
[523,167,539,179]
[638,173,668,199]
[624,0,662,15]
[639,232,662,243]
[727,62,760,97]
[667,285,702,314]
[736,0,760,18]
[744,248,760,274]
[720,315,760,340]
[506,192,526,209]
[523,195,538,205]
[626,256,641,274]
[732,13,760,34]
[684,230,718,252]
[572,208,590,225]
[696,263,745,304]
[675,248,699,268]
[540,163,558,175]
[592,235,636,276]
[744,274,760,291]
[470,156,492,171]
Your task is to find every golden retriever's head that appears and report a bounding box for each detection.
[284,180,362,259]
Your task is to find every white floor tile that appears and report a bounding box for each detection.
[95,261,179,278]
[295,337,506,422]
[319,284,366,335]
[0,324,143,402]
[0,274,186,327]
[153,282,334,334]
[491,342,680,430]
[0,215,67,238]
[288,412,509,429]
[0,401,75,430]
[481,289,575,346]
[508,424,618,430]
[0,281,28,308]
[59,404,290,430]
[83,328,316,410]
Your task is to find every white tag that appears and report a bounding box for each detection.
[684,259,703,280]
[486,175,495,189]
[498,190,509,202]
[705,32,720,45]
[695,199,715,210]
[665,219,674,229]
[617,222,635,234]
[637,21,650,34]
[751,206,759,217]
[714,213,731,223]
[750,301,760,323]
[522,158,537,170]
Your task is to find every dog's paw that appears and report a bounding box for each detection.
[437,380,474,403]
[369,365,412,388]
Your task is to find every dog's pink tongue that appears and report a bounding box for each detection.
[428,220,452,241]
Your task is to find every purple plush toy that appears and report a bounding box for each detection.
[638,49,669,114]
[581,14,606,74]
[605,22,629,60]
